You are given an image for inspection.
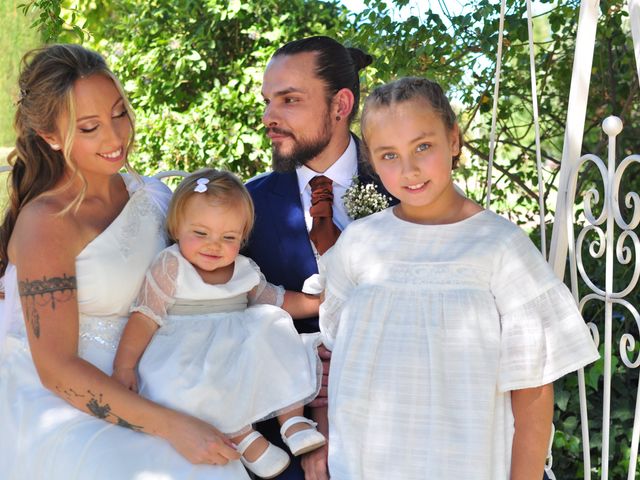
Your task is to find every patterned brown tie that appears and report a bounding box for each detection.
[309,175,341,255]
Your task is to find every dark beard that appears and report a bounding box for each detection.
[271,117,333,173]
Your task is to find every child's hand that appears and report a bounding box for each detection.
[112,366,139,392]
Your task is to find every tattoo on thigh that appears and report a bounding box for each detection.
[57,387,144,432]
[18,274,77,338]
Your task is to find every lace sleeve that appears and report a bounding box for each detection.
[246,258,285,307]
[130,249,179,326]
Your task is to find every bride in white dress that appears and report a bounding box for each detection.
[0,44,248,479]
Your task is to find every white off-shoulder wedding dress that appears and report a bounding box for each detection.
[0,174,250,480]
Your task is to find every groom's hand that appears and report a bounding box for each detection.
[301,442,329,480]
[303,404,329,479]
[309,344,331,407]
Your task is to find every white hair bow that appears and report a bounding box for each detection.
[194,178,210,193]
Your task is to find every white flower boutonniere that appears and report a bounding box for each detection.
[343,177,391,220]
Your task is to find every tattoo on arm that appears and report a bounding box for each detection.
[57,386,144,432]
[18,275,77,338]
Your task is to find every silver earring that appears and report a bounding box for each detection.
[50,144,61,150]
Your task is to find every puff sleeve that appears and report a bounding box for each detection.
[493,228,599,392]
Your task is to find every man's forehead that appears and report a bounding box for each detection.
[269,50,318,67]
[262,86,307,98]
[263,52,320,86]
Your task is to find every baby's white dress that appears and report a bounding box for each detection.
[0,175,251,479]
[134,244,321,436]
[318,208,600,480]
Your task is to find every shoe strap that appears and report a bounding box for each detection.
[280,416,318,439]
[236,431,263,455]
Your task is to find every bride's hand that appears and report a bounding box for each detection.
[164,411,240,465]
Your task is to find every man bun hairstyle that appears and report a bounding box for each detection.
[273,36,372,123]
[347,47,373,72]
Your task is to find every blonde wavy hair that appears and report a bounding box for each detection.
[166,169,255,245]
[0,44,138,276]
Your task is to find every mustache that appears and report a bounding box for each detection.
[266,127,294,138]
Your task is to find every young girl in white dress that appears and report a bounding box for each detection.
[113,169,326,479]
[312,77,600,479]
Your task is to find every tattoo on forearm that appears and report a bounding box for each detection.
[57,386,144,432]
[18,275,77,338]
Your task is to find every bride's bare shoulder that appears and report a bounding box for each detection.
[10,195,81,263]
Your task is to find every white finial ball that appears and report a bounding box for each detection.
[602,116,623,136]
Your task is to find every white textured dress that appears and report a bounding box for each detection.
[319,208,599,480]
[0,175,251,480]
[134,245,321,437]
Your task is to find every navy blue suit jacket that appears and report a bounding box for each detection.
[244,136,393,334]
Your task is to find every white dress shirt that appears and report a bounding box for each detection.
[296,136,358,233]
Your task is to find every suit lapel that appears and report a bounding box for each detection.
[268,172,318,275]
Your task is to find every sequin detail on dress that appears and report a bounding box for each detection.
[117,190,165,259]
[78,315,127,356]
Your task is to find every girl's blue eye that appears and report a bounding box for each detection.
[416,143,429,152]
[382,152,397,160]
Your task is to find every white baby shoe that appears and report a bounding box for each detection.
[237,431,290,479]
[280,416,327,456]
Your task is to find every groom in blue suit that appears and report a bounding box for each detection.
[243,36,393,480]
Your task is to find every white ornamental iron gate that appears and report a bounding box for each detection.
[547,1,640,478]
[561,114,640,479]
[487,0,640,477]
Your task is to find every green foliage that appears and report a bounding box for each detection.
[115,0,348,177]
[23,0,349,179]
[0,0,40,147]
[348,0,639,228]
[553,311,640,478]
[18,0,87,42]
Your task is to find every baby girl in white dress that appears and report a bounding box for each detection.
[113,169,326,478]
